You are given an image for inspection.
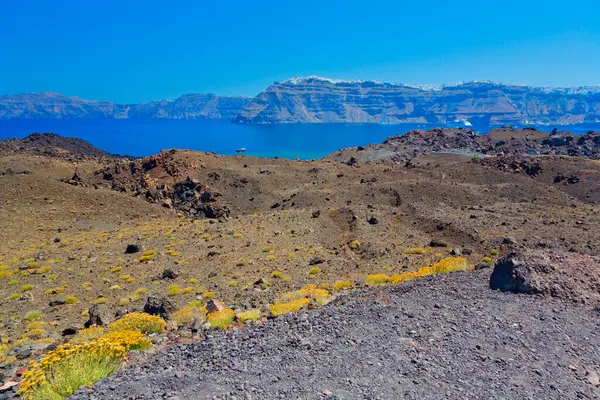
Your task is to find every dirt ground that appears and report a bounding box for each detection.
[0,139,599,373]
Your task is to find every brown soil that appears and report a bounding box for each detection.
[0,133,599,374]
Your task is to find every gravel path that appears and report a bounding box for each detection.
[73,271,600,400]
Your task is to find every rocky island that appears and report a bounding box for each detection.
[3,78,600,126]
[235,77,600,125]
[0,92,251,120]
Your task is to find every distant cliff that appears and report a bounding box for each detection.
[0,92,251,120]
[234,77,600,125]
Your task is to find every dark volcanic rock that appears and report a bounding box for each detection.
[161,269,178,280]
[61,327,78,336]
[84,305,113,328]
[490,249,600,303]
[429,240,447,247]
[143,296,176,320]
[73,271,600,400]
[125,244,141,254]
[172,176,230,219]
[308,257,325,266]
[329,127,600,164]
[0,133,110,158]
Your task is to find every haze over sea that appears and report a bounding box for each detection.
[0,120,599,160]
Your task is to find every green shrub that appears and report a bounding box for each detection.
[25,310,42,320]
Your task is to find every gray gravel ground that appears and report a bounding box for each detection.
[73,271,600,400]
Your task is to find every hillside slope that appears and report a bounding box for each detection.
[235,77,600,125]
[0,92,250,120]
[71,270,600,400]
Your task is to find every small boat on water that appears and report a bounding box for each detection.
[235,148,246,153]
[446,119,473,128]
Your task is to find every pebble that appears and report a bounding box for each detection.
[71,272,600,400]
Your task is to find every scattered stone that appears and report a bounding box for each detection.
[143,296,176,320]
[474,263,491,270]
[53,237,61,243]
[13,348,31,360]
[161,269,178,280]
[450,248,461,256]
[61,327,78,336]
[367,216,379,225]
[311,210,321,218]
[125,244,141,254]
[172,176,230,219]
[205,299,225,314]
[503,237,517,245]
[586,370,600,386]
[49,299,66,307]
[489,249,600,303]
[308,257,325,266]
[429,240,447,248]
[346,157,359,167]
[73,271,600,400]
[85,304,113,328]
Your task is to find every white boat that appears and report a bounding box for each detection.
[446,119,473,128]
[235,148,246,153]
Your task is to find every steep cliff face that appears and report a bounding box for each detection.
[127,94,250,120]
[234,77,600,125]
[0,92,251,120]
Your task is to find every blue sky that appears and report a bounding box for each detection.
[1,0,599,103]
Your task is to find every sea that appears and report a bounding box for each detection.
[0,120,598,160]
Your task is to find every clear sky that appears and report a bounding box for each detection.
[1,0,599,103]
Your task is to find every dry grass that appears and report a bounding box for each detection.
[206,308,236,329]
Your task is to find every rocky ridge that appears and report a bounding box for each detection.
[328,127,600,164]
[0,92,250,120]
[0,133,111,159]
[235,77,600,124]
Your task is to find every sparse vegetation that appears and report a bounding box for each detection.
[25,310,42,320]
[270,298,311,316]
[71,326,105,343]
[237,308,261,322]
[172,305,205,327]
[19,330,151,400]
[404,247,425,255]
[202,291,215,299]
[365,274,391,286]
[109,312,166,334]
[271,271,283,279]
[206,308,236,329]
[21,284,34,292]
[167,284,181,296]
[333,280,354,291]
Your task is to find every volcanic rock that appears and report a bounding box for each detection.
[490,249,600,303]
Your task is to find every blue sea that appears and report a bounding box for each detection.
[0,120,598,160]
